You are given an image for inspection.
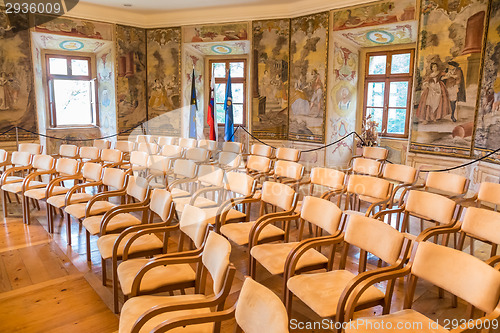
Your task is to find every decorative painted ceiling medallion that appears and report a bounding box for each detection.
[59,40,84,50]
[366,30,394,44]
[211,45,232,54]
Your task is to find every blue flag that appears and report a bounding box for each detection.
[189,69,197,139]
[224,71,234,142]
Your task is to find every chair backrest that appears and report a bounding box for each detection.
[197,165,224,187]
[222,141,243,154]
[0,149,7,163]
[11,151,31,167]
[405,190,456,225]
[425,172,468,196]
[157,136,177,146]
[235,278,289,333]
[261,181,296,211]
[347,175,392,201]
[382,163,417,184]
[172,159,197,179]
[411,242,500,314]
[477,182,500,207]
[129,151,149,169]
[102,168,127,189]
[197,139,217,152]
[178,137,197,149]
[149,188,173,222]
[250,144,273,158]
[362,146,388,161]
[275,147,300,162]
[147,155,170,173]
[114,141,135,153]
[58,144,78,158]
[19,143,42,155]
[81,162,103,182]
[100,149,123,164]
[461,207,500,246]
[247,155,271,173]
[310,167,345,190]
[137,142,158,155]
[274,160,304,181]
[225,172,256,196]
[93,139,110,150]
[352,158,381,177]
[79,146,100,160]
[201,231,231,295]
[180,204,209,249]
[219,152,241,168]
[55,158,79,176]
[301,196,343,235]
[185,147,209,163]
[345,215,404,266]
[126,175,149,201]
[135,135,151,144]
[160,145,183,158]
[32,154,55,171]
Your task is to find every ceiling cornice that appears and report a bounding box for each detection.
[69,0,378,28]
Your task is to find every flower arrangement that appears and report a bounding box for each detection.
[357,114,379,147]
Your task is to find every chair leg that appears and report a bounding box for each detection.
[47,204,52,233]
[249,257,256,279]
[2,190,8,218]
[285,289,293,318]
[492,244,498,257]
[113,257,120,313]
[21,195,27,224]
[66,214,72,245]
[86,230,91,262]
[101,257,107,285]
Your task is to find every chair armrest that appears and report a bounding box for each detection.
[120,224,179,260]
[64,180,102,206]
[189,186,224,206]
[0,165,31,184]
[100,204,150,235]
[248,212,300,249]
[213,196,260,232]
[45,174,82,197]
[22,168,56,191]
[84,188,127,218]
[167,176,197,191]
[373,207,405,220]
[415,222,461,243]
[365,197,391,216]
[485,255,500,268]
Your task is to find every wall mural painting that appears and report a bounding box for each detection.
[474,0,500,162]
[341,22,418,47]
[188,41,250,56]
[97,45,116,137]
[116,24,147,132]
[252,19,290,140]
[34,14,113,40]
[289,12,329,143]
[332,0,415,31]
[410,0,489,157]
[0,11,36,141]
[147,27,181,137]
[183,22,249,43]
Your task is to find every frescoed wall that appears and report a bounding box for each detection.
[96,44,117,138]
[410,0,488,157]
[289,12,329,143]
[116,24,147,132]
[251,19,290,140]
[341,22,418,47]
[183,22,249,43]
[34,14,113,40]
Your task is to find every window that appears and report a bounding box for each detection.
[46,54,98,128]
[209,60,246,125]
[363,50,414,138]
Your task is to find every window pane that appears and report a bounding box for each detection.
[212,63,226,78]
[229,62,244,78]
[216,103,225,123]
[391,53,411,74]
[366,108,383,132]
[49,58,68,75]
[215,83,226,103]
[367,82,385,107]
[368,55,386,75]
[71,59,89,76]
[233,104,243,125]
[232,83,244,104]
[53,79,92,126]
[387,109,406,134]
[389,81,409,108]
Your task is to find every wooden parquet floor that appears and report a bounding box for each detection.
[0,198,495,332]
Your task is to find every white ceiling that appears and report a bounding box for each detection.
[81,0,296,12]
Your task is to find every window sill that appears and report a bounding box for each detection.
[378,136,408,141]
[48,125,100,131]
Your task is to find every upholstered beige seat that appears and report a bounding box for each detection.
[275,147,300,162]
[165,159,198,197]
[249,143,273,158]
[19,143,43,155]
[78,146,100,163]
[272,160,305,191]
[348,146,388,164]
[46,192,93,209]
[413,171,469,200]
[344,242,500,332]
[52,144,78,159]
[349,157,383,177]
[342,174,393,217]
[93,139,110,150]
[286,214,411,321]
[83,213,142,236]
[119,231,234,330]
[101,148,124,167]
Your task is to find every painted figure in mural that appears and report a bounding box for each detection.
[492,71,500,114]
[309,69,324,117]
[0,72,14,111]
[416,62,452,123]
[338,87,351,110]
[149,79,168,109]
[442,61,466,122]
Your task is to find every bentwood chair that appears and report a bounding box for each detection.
[78,146,101,163]
[275,147,300,162]
[51,144,78,159]
[222,141,243,154]
[100,148,124,167]
[272,160,305,191]
[247,143,273,158]
[381,163,418,208]
[178,138,197,150]
[197,139,217,157]
[347,157,383,177]
[341,174,393,217]
[0,151,32,210]
[19,143,43,155]
[157,136,177,146]
[93,139,111,150]
[348,146,388,165]
[412,171,469,200]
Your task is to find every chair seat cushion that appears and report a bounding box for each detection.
[117,258,196,295]
[251,242,328,275]
[174,196,218,213]
[82,213,142,236]
[24,186,68,200]
[203,207,246,225]
[220,221,284,246]
[2,181,45,194]
[97,233,164,260]
[119,294,213,333]
[171,188,191,198]
[287,270,385,318]
[46,193,93,208]
[345,309,449,333]
[65,201,116,219]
